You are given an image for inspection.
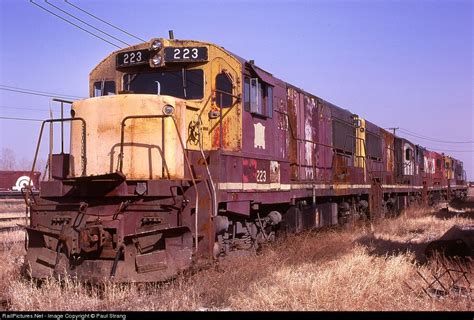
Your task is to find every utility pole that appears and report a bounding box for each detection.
[386,127,399,136]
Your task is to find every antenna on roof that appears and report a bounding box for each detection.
[169,30,174,39]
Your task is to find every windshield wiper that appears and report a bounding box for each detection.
[182,68,187,99]
[124,73,138,91]
[155,81,161,95]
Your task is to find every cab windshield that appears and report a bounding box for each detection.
[123,69,204,99]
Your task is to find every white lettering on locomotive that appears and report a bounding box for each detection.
[12,175,32,191]
[254,122,266,149]
[256,169,267,182]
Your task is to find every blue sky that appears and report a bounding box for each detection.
[0,0,472,178]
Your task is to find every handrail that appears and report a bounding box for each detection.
[51,98,73,154]
[275,109,385,183]
[118,114,200,253]
[29,117,87,182]
[274,109,335,183]
[197,117,217,217]
[273,109,335,150]
[213,88,241,102]
[25,117,86,250]
[276,108,401,185]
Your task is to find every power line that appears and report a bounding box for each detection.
[398,127,474,144]
[424,148,474,153]
[399,128,474,144]
[44,0,131,47]
[395,129,474,153]
[1,84,83,98]
[0,116,43,122]
[29,0,122,49]
[65,0,146,42]
[0,105,59,113]
[0,85,84,99]
[0,87,77,99]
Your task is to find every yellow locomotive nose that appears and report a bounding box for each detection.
[70,94,188,180]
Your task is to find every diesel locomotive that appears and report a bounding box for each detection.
[23,37,469,282]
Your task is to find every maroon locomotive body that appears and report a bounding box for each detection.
[22,38,469,282]
[0,170,41,192]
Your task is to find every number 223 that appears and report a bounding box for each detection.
[173,48,199,59]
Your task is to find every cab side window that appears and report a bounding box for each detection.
[244,77,273,118]
[405,148,412,161]
[93,81,116,97]
[244,78,251,111]
[215,72,233,108]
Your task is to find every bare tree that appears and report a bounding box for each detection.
[36,158,47,176]
[0,148,16,170]
[18,157,33,171]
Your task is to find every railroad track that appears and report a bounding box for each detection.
[0,225,24,234]
[0,191,38,199]
[0,216,29,222]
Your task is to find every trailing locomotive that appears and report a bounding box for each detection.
[0,171,40,193]
[23,37,469,282]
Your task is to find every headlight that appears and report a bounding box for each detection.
[150,39,163,51]
[152,54,162,66]
[163,104,174,115]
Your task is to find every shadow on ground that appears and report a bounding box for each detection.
[445,198,474,217]
[435,207,473,220]
[357,203,473,264]
[356,235,430,264]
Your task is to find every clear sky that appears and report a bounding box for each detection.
[0,0,472,179]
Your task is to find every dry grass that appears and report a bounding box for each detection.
[0,204,472,311]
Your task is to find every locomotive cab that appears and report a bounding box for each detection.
[76,38,243,180]
[25,38,246,282]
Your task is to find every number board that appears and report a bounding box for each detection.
[116,49,150,67]
[164,47,208,62]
